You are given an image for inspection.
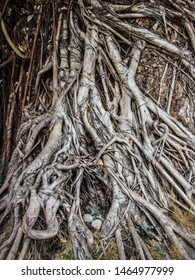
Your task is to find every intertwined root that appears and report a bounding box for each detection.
[0,0,195,260]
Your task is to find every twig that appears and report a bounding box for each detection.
[158,63,168,103]
[115,228,126,260]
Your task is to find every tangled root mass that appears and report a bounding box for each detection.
[0,0,195,260]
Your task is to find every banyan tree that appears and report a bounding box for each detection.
[0,0,195,260]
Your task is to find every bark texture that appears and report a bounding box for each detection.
[0,0,195,260]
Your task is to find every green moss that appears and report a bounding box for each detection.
[62,249,73,260]
[172,207,195,231]
[54,239,73,260]
[103,239,119,260]
[92,232,119,260]
[146,243,165,260]
[169,244,185,260]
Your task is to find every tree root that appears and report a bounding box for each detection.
[0,0,195,260]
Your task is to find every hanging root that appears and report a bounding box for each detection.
[0,0,195,260]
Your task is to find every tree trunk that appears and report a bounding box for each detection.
[0,0,195,260]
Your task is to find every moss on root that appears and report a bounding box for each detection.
[172,207,195,232]
[169,244,185,260]
[146,243,166,260]
[93,231,119,260]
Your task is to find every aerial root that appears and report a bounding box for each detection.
[0,0,195,260]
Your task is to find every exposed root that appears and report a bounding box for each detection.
[0,0,195,260]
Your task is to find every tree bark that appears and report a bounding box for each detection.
[0,0,195,260]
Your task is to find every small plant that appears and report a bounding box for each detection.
[62,250,73,260]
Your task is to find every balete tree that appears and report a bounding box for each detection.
[0,0,195,260]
